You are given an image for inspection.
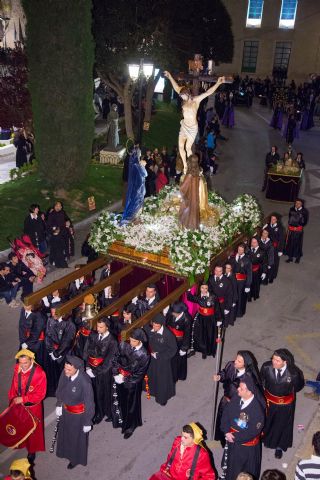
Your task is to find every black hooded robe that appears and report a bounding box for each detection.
[221,394,265,480]
[144,325,177,405]
[56,370,95,466]
[260,360,304,451]
[84,331,118,422]
[111,342,150,434]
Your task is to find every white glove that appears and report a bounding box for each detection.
[244,288,250,293]
[86,368,95,378]
[132,296,138,304]
[83,426,91,433]
[278,252,283,257]
[261,273,266,280]
[162,305,170,316]
[21,343,28,349]
[232,303,236,307]
[42,296,50,307]
[179,349,187,356]
[223,309,230,315]
[55,406,63,417]
[49,352,56,361]
[210,166,214,173]
[217,321,222,327]
[267,265,271,269]
[151,352,158,359]
[114,374,124,384]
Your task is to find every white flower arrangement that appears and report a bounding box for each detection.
[89,187,262,279]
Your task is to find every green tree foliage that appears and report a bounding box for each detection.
[22,0,94,187]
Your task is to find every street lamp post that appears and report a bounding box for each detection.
[128,59,154,145]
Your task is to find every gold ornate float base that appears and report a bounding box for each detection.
[107,232,249,278]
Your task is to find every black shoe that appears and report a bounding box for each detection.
[295,258,300,264]
[286,258,293,263]
[123,429,134,439]
[92,415,102,425]
[67,463,76,469]
[275,449,283,459]
[27,453,36,464]
[105,416,112,422]
[202,353,207,359]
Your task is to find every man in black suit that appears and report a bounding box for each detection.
[262,146,280,191]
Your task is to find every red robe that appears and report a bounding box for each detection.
[8,363,47,453]
[149,436,215,480]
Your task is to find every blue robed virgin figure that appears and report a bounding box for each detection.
[120,148,147,225]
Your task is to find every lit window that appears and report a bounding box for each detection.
[279,0,298,29]
[242,41,259,73]
[246,0,264,28]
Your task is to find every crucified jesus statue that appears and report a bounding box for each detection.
[164,71,227,174]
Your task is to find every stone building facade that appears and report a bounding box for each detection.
[216,0,320,83]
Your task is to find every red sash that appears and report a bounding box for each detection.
[0,403,37,448]
[265,389,294,405]
[217,297,225,304]
[199,307,214,316]
[252,264,260,272]
[230,427,260,446]
[119,368,131,377]
[80,327,91,337]
[273,241,279,248]
[88,356,104,367]
[168,326,184,338]
[288,225,303,232]
[38,331,45,341]
[64,403,85,414]
[53,343,59,350]
[235,273,247,281]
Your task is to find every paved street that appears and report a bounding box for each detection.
[0,100,319,479]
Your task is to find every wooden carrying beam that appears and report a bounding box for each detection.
[55,265,133,316]
[121,279,189,341]
[24,256,109,306]
[91,272,162,327]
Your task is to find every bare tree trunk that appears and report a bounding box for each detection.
[144,70,161,124]
[123,79,134,140]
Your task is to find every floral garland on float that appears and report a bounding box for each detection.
[89,185,262,281]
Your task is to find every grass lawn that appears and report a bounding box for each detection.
[141,101,181,151]
[0,101,180,251]
[0,164,122,250]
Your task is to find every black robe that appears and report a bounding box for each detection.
[221,394,265,480]
[228,255,252,318]
[247,248,267,301]
[214,362,266,445]
[49,232,68,268]
[224,273,238,326]
[44,318,76,397]
[285,207,309,259]
[187,292,217,357]
[260,361,304,451]
[112,342,150,434]
[144,325,177,405]
[72,310,92,359]
[24,214,46,250]
[208,275,233,326]
[83,331,118,421]
[134,295,159,318]
[259,238,275,284]
[166,310,191,381]
[263,222,285,278]
[56,370,95,466]
[19,309,46,366]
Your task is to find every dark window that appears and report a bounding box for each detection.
[242,41,259,73]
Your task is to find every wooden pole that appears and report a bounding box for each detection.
[24,256,108,306]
